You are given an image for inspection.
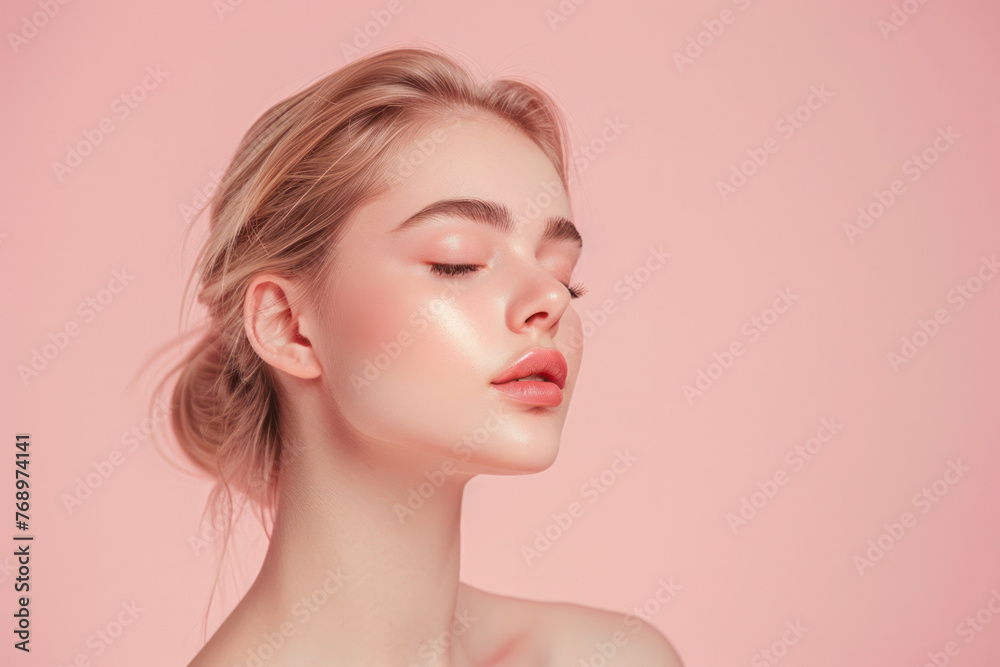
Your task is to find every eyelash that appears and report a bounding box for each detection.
[429,263,587,299]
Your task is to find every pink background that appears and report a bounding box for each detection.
[3,0,999,665]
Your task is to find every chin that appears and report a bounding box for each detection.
[453,403,570,475]
[329,360,577,476]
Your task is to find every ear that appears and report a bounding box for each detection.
[243,274,321,380]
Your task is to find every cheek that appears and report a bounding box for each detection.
[384,289,492,397]
[335,271,485,373]
[320,268,496,437]
[329,269,410,364]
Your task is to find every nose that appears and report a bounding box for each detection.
[505,264,572,337]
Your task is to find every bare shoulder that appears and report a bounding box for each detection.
[539,600,684,666]
[459,583,684,667]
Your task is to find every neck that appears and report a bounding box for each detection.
[241,423,479,666]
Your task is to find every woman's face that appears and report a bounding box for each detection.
[313,115,584,474]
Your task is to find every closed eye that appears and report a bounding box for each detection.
[565,282,587,299]
[429,263,587,299]
[429,263,483,276]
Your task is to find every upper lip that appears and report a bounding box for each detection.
[491,348,568,390]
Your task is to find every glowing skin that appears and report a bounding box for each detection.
[316,116,583,476]
[188,117,682,666]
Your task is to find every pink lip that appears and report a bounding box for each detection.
[491,348,568,407]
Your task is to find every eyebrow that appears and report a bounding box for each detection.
[390,197,582,248]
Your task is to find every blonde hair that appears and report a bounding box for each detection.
[148,46,573,547]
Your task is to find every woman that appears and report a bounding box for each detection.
[163,45,683,666]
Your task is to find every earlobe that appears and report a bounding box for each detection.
[243,276,322,380]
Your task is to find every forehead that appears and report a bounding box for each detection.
[347,116,570,241]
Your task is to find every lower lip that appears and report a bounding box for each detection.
[491,380,563,407]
